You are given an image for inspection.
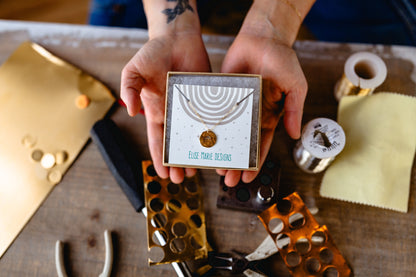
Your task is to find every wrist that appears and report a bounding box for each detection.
[240,0,315,46]
[143,0,202,39]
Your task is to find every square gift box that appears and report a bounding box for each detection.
[163,72,262,170]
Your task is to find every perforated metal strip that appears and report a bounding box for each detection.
[142,161,208,265]
[257,193,351,276]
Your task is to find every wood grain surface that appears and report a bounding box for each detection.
[0,0,89,24]
[0,20,415,277]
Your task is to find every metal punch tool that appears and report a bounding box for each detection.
[209,223,283,277]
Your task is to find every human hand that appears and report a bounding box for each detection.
[121,32,211,183]
[217,27,308,187]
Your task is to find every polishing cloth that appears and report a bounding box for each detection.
[320,93,416,212]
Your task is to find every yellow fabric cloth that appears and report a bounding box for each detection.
[320,93,416,212]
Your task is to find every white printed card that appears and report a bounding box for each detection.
[163,72,261,170]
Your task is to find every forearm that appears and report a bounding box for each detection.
[240,0,316,46]
[142,0,201,39]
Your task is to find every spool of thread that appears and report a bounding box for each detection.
[334,51,387,101]
[293,118,346,174]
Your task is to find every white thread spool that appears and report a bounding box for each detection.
[293,118,346,174]
[334,52,387,101]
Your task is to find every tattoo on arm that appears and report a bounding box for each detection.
[162,0,194,23]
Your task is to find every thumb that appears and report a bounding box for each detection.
[283,87,306,139]
[120,62,145,117]
[221,47,248,74]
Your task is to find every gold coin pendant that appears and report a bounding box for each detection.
[200,130,217,148]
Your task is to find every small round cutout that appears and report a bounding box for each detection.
[319,248,334,264]
[286,251,301,267]
[260,174,272,185]
[276,199,292,214]
[190,214,202,228]
[167,199,182,213]
[311,231,326,246]
[323,267,339,277]
[289,213,305,229]
[31,149,44,162]
[184,180,198,194]
[152,230,168,246]
[172,222,187,237]
[306,257,321,274]
[236,187,250,202]
[147,181,161,194]
[167,182,180,195]
[151,213,167,228]
[146,165,157,176]
[190,235,202,249]
[186,197,199,210]
[170,238,186,253]
[295,237,311,255]
[149,246,165,263]
[149,198,164,212]
[257,185,274,202]
[268,217,283,234]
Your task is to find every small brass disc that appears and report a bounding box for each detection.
[199,130,216,148]
[31,149,44,162]
[48,170,62,184]
[22,135,36,148]
[41,153,56,169]
[55,150,69,164]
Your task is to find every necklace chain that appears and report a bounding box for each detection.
[175,85,254,131]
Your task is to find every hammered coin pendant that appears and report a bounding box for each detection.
[200,130,217,148]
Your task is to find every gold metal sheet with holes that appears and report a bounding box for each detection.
[142,160,208,265]
[258,192,352,276]
[0,41,115,258]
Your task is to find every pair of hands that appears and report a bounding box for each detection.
[121,29,307,187]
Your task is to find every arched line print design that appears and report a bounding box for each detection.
[177,84,253,126]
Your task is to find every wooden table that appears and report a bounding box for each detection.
[0,20,415,277]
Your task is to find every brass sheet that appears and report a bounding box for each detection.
[0,41,115,258]
[142,160,208,265]
[258,193,351,276]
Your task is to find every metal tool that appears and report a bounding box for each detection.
[208,221,283,277]
[55,230,113,277]
[209,253,267,276]
[216,95,285,213]
[217,159,281,213]
[90,118,194,277]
